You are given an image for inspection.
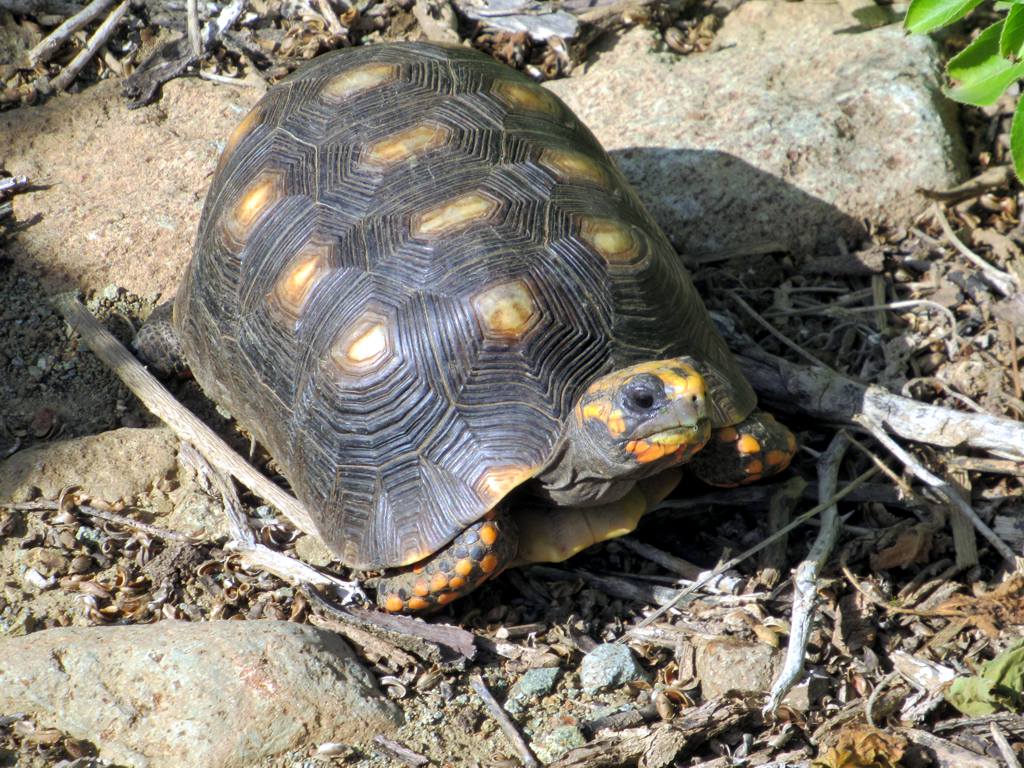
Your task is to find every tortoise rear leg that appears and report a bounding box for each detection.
[688,410,796,487]
[376,510,518,613]
[132,301,189,377]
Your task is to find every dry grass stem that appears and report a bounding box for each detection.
[932,203,1018,296]
[628,464,880,634]
[855,414,1019,566]
[728,290,834,371]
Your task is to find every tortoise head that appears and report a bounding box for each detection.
[573,358,712,473]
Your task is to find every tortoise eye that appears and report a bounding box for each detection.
[622,375,663,413]
[630,391,655,410]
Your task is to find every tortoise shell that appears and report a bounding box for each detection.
[174,42,755,570]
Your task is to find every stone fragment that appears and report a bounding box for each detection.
[0,620,401,768]
[532,724,587,764]
[506,667,561,713]
[545,3,966,257]
[580,643,648,693]
[695,636,781,698]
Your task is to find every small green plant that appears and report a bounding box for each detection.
[906,0,1024,176]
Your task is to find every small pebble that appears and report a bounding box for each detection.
[506,667,560,714]
[532,724,586,763]
[580,644,648,694]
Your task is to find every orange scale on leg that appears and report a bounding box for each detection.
[384,595,404,613]
[737,435,761,455]
[407,596,429,612]
[430,572,449,593]
[449,576,466,590]
[413,579,430,597]
[455,558,474,577]
[479,523,498,547]
[479,554,499,574]
[717,427,738,443]
[745,459,764,476]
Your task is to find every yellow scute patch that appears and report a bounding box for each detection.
[411,191,500,238]
[365,123,451,165]
[222,173,283,245]
[471,280,538,339]
[321,63,398,102]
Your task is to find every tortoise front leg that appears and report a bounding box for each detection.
[688,410,796,487]
[376,511,518,613]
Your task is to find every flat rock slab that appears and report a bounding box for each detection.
[0,426,178,503]
[0,620,400,768]
[546,2,967,256]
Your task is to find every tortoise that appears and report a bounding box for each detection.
[136,41,797,613]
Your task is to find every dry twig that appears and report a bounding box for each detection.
[373,736,429,767]
[739,351,1024,461]
[628,464,880,633]
[470,674,540,768]
[766,433,848,713]
[48,0,130,92]
[856,414,1018,566]
[28,0,113,65]
[54,294,318,536]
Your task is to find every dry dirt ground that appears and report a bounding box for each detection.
[3,6,1024,768]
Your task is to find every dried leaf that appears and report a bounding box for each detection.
[812,726,908,768]
[870,525,933,570]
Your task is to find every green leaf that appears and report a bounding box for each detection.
[946,21,1024,106]
[1011,97,1024,180]
[1001,6,1024,58]
[945,640,1024,716]
[947,676,1000,716]
[905,0,984,33]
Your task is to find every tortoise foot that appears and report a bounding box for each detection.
[132,301,190,378]
[689,411,796,487]
[376,510,518,613]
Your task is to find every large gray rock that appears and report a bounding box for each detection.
[546,2,966,257]
[0,620,401,768]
